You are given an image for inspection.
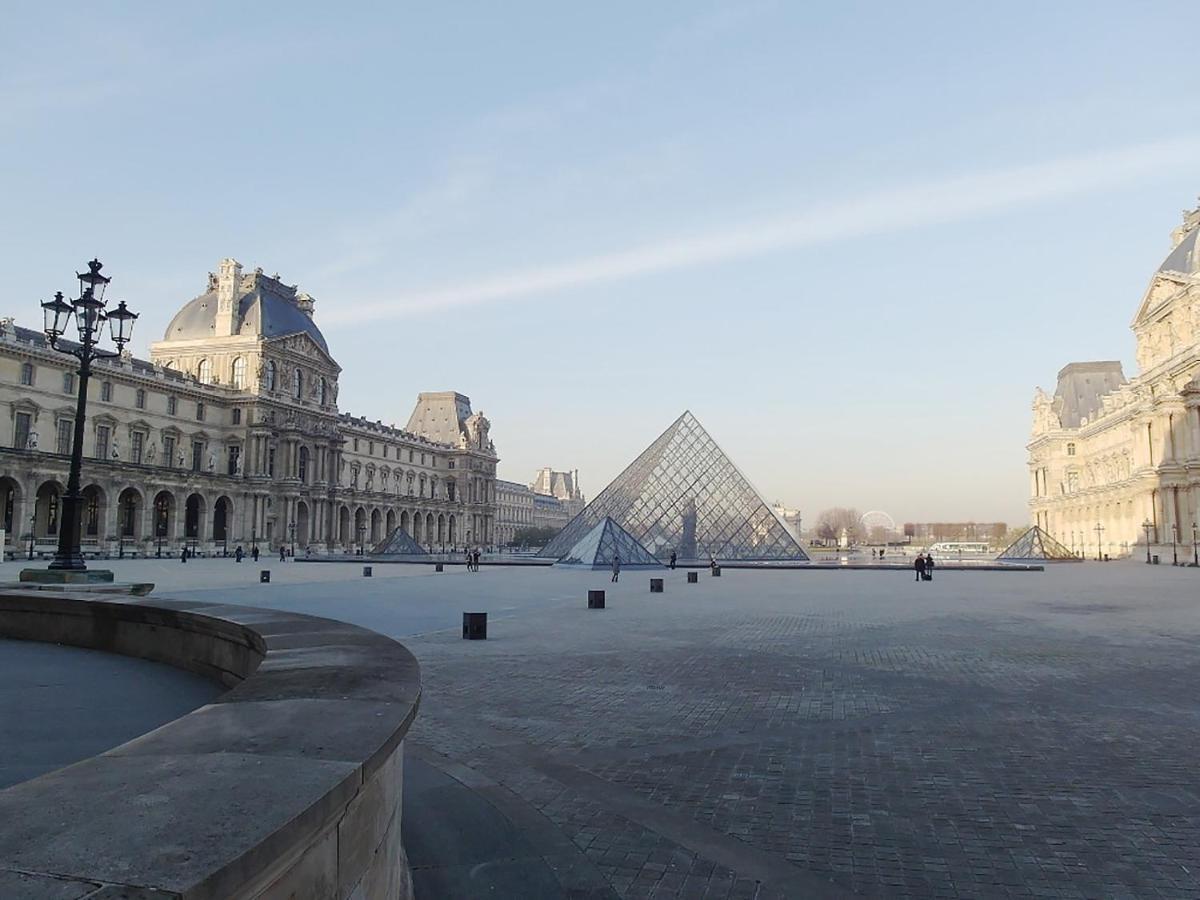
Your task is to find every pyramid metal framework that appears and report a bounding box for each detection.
[371,528,429,556]
[554,517,663,569]
[996,525,1079,561]
[542,411,809,562]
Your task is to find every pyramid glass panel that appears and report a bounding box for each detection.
[996,525,1078,561]
[542,411,808,562]
[555,517,662,568]
[372,528,429,556]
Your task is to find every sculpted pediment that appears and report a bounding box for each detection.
[265,331,339,369]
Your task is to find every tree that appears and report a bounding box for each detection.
[815,508,861,542]
[512,525,560,547]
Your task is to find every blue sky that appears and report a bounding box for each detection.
[2,2,1196,525]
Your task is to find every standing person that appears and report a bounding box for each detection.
[611,553,621,583]
[252,545,259,563]
[473,548,480,572]
[879,547,885,561]
[914,553,926,582]
[235,545,244,563]
[924,552,935,581]
[279,545,286,563]
[180,546,187,564]
[669,551,677,570]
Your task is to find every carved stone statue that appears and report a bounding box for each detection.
[147,442,157,463]
[27,430,38,451]
[208,452,216,472]
[111,441,120,460]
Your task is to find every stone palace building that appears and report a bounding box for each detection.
[1028,200,1200,559]
[0,258,498,558]
[495,468,584,546]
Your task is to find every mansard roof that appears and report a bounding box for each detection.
[164,272,329,353]
[1052,361,1125,429]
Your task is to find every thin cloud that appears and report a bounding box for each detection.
[321,136,1200,325]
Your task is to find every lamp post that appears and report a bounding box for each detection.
[1192,522,1198,567]
[27,512,35,560]
[33,260,137,577]
[1094,522,1104,562]
[1171,522,1179,566]
[1142,519,1153,564]
[289,520,296,558]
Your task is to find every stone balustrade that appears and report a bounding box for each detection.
[0,588,420,899]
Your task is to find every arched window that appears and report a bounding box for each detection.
[320,377,328,406]
[231,357,246,389]
[264,361,277,392]
[197,359,212,384]
[293,367,303,399]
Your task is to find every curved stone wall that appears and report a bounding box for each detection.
[0,588,421,900]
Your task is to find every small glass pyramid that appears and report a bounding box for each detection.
[542,411,809,562]
[554,516,663,568]
[996,525,1078,561]
[372,528,429,556]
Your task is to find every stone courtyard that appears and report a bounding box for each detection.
[34,557,1200,899]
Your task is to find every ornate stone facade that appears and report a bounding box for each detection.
[0,259,497,558]
[1028,201,1200,559]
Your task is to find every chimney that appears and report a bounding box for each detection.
[214,258,242,337]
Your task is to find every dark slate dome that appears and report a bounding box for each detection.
[163,275,329,353]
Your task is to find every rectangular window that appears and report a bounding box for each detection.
[191,440,204,472]
[20,363,34,386]
[409,450,413,462]
[100,382,112,402]
[135,388,145,409]
[131,431,144,464]
[196,402,205,422]
[163,435,176,467]
[421,453,426,465]
[369,441,374,455]
[268,447,276,478]
[56,419,72,455]
[232,408,241,425]
[353,438,359,451]
[229,445,240,475]
[63,372,76,393]
[13,411,31,449]
[167,396,177,415]
[95,425,111,461]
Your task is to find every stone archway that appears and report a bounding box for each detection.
[354,507,366,549]
[117,487,143,542]
[80,484,107,543]
[185,493,205,540]
[425,513,434,549]
[0,476,22,545]
[437,514,446,549]
[296,500,311,547]
[153,490,175,555]
[34,481,64,540]
[213,496,232,546]
[370,508,382,544]
[448,514,457,548]
[400,510,410,537]
[386,509,396,535]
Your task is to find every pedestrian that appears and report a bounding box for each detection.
[251,545,259,562]
[235,545,244,563]
[180,546,188,564]
[279,545,286,563]
[473,548,480,572]
[611,553,621,583]
[879,547,885,561]
[669,551,677,570]
[924,552,935,581]
[709,554,718,573]
[914,553,926,582]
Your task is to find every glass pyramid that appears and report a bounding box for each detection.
[996,525,1078,561]
[554,516,663,568]
[372,528,429,556]
[542,411,809,563]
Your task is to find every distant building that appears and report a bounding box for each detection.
[1028,199,1200,558]
[771,503,802,539]
[531,467,584,516]
[905,523,1008,545]
[531,491,574,533]
[495,479,535,546]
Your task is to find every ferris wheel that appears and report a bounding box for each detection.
[859,510,896,535]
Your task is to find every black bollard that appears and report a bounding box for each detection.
[363,566,372,577]
[687,571,698,583]
[462,612,487,640]
[435,563,444,572]
[260,570,271,583]
[650,578,664,593]
[588,590,605,609]
[711,566,722,577]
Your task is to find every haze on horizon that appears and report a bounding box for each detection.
[2,2,1196,526]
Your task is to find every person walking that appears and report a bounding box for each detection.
[669,551,677,570]
[180,546,188,564]
[251,545,259,563]
[924,552,935,581]
[279,545,286,563]
[611,553,621,583]
[914,553,926,582]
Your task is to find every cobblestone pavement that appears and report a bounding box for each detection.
[160,558,1200,898]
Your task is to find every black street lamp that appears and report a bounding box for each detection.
[289,520,296,558]
[27,512,35,560]
[1192,522,1198,567]
[1171,522,1179,566]
[35,260,136,577]
[1093,522,1104,562]
[1142,519,1153,564]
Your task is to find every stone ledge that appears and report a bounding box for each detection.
[0,588,421,900]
